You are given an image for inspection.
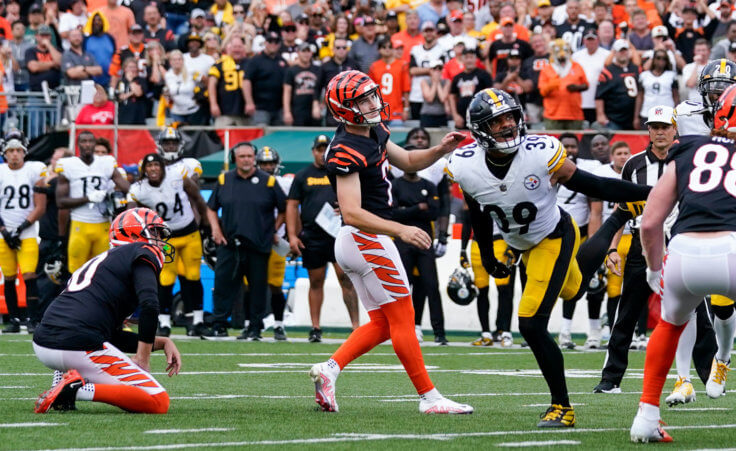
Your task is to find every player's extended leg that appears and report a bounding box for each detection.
[470,240,492,345]
[666,313,696,407]
[157,235,182,336]
[66,220,93,274]
[267,250,287,340]
[518,213,580,428]
[33,342,169,414]
[176,231,206,336]
[0,238,21,332]
[90,222,111,259]
[18,237,40,332]
[706,295,735,398]
[491,238,515,345]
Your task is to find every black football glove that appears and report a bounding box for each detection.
[459,250,470,268]
[482,256,511,279]
[1,227,20,250]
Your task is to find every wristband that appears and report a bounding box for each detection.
[607,248,618,256]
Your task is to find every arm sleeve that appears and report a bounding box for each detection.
[562,168,651,202]
[460,207,471,250]
[425,182,439,220]
[110,329,139,354]
[133,260,160,345]
[576,207,633,288]
[437,176,451,217]
[464,192,496,266]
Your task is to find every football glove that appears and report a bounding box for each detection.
[433,239,447,258]
[459,250,470,269]
[87,189,107,203]
[646,267,662,294]
[482,256,511,279]
[1,227,20,250]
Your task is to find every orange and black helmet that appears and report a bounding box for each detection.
[109,208,173,264]
[325,70,389,126]
[714,84,736,131]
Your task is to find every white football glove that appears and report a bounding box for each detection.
[87,189,107,203]
[646,267,662,294]
[433,240,447,258]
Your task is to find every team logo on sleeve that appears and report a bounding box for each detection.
[524,174,540,190]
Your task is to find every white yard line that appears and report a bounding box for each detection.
[0,422,66,428]
[144,428,234,434]
[497,440,581,447]
[26,424,736,451]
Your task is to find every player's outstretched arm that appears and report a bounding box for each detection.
[640,162,678,271]
[385,132,466,173]
[464,193,510,279]
[553,160,651,202]
[336,172,432,249]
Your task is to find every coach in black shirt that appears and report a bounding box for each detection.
[206,142,286,339]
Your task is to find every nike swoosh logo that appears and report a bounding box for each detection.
[335,166,349,173]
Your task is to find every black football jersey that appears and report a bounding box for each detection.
[325,123,393,219]
[35,243,163,350]
[595,63,640,127]
[667,135,736,236]
[288,163,337,242]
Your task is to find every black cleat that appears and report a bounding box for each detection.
[2,319,21,333]
[273,326,287,341]
[156,326,171,337]
[308,327,322,343]
[202,326,228,339]
[593,380,622,393]
[434,335,449,345]
[537,404,575,428]
[187,323,209,337]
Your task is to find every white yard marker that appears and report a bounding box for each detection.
[0,422,65,428]
[144,428,234,434]
[498,440,581,447]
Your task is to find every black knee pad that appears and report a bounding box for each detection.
[712,303,735,321]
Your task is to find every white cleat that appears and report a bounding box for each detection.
[500,332,513,347]
[415,325,424,343]
[419,396,474,414]
[637,334,649,350]
[309,363,339,412]
[665,376,696,407]
[706,358,730,399]
[558,331,575,349]
[584,328,602,349]
[630,411,673,443]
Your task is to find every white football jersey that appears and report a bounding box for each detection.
[592,163,631,235]
[556,158,599,228]
[674,100,710,136]
[447,134,567,251]
[0,161,47,239]
[128,164,195,232]
[172,157,203,179]
[55,155,117,223]
[409,43,446,103]
[390,158,448,187]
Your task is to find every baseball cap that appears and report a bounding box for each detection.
[297,41,313,52]
[538,0,552,7]
[652,25,668,38]
[508,48,521,58]
[421,20,436,31]
[37,24,52,35]
[612,39,630,51]
[186,32,203,43]
[313,134,330,148]
[437,22,449,33]
[191,8,206,19]
[297,13,309,23]
[29,3,42,13]
[265,31,281,42]
[583,27,598,39]
[499,17,514,26]
[461,47,476,55]
[386,11,398,20]
[449,10,464,22]
[363,16,376,25]
[430,59,444,68]
[645,105,675,125]
[728,41,736,53]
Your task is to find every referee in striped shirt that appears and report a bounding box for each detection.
[593,106,675,393]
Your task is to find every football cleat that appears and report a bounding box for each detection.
[630,334,640,350]
[706,358,730,399]
[500,332,513,347]
[2,318,21,333]
[415,325,424,343]
[665,377,696,407]
[472,336,493,346]
[434,334,449,346]
[630,409,673,443]
[273,326,287,341]
[492,330,502,342]
[537,404,575,427]
[584,328,602,349]
[637,334,649,350]
[35,370,85,413]
[593,380,622,393]
[558,331,575,350]
[186,322,209,337]
[156,326,171,337]
[309,362,339,412]
[309,327,322,343]
[419,396,474,414]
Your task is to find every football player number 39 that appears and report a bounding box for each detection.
[688,144,736,198]
[68,252,109,292]
[483,202,538,234]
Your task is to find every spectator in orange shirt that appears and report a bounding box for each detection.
[98,0,135,48]
[369,37,411,126]
[391,10,424,63]
[538,38,588,130]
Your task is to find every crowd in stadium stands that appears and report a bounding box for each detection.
[0,0,731,130]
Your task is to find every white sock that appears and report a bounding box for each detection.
[639,402,660,421]
[589,318,600,332]
[714,310,736,362]
[52,370,63,387]
[561,318,572,334]
[274,320,283,328]
[325,358,341,378]
[76,382,95,401]
[481,331,492,339]
[244,320,250,330]
[193,310,204,325]
[158,314,171,328]
[420,387,442,402]
[675,316,696,379]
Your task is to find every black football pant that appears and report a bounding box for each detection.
[397,242,445,336]
[212,244,269,333]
